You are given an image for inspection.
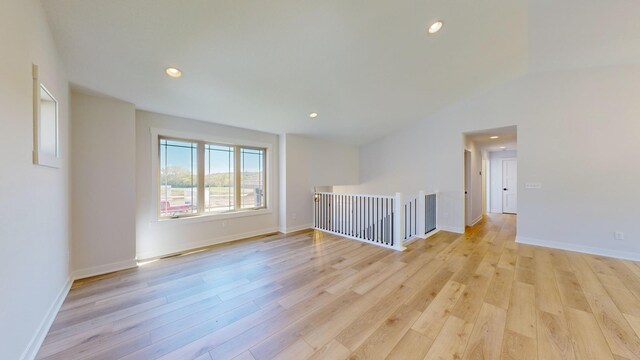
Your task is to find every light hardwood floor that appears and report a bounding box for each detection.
[37,214,640,360]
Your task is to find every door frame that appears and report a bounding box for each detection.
[464,149,472,226]
[501,158,517,214]
[481,158,487,216]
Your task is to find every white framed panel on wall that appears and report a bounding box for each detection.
[32,64,61,168]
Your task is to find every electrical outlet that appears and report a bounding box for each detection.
[222,221,227,228]
[525,182,542,189]
[614,231,624,240]
[292,213,297,220]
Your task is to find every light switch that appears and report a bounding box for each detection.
[525,182,542,189]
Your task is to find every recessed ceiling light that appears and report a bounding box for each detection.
[165,67,182,78]
[500,146,507,149]
[309,112,318,119]
[428,21,443,34]
[490,136,499,139]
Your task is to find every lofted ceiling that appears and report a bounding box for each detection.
[39,0,640,145]
[528,0,640,72]
[42,0,528,144]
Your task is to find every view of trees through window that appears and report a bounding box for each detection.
[205,144,234,213]
[159,136,266,218]
[160,139,198,217]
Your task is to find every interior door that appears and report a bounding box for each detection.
[465,150,471,225]
[502,159,517,214]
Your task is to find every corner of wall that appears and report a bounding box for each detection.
[280,224,313,234]
[437,225,465,234]
[71,260,138,281]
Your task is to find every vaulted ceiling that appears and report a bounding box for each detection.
[41,0,640,144]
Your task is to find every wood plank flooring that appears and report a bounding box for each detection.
[37,214,640,359]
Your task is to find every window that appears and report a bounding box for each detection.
[205,144,234,213]
[240,147,265,209]
[160,138,198,217]
[158,135,267,219]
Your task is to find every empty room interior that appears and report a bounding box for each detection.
[3,0,640,359]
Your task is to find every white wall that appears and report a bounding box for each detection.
[0,0,71,359]
[279,134,359,232]
[336,64,640,259]
[71,91,137,277]
[481,156,487,215]
[489,150,518,213]
[278,134,288,233]
[136,111,280,259]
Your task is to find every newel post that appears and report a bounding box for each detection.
[417,190,426,238]
[394,192,405,251]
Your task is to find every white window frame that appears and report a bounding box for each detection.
[150,128,272,223]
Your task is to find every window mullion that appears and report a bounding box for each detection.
[197,141,205,214]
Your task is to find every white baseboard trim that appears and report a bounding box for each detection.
[414,229,441,240]
[404,236,419,245]
[470,216,483,227]
[279,224,313,234]
[516,236,640,262]
[424,229,441,239]
[72,259,138,280]
[137,227,280,260]
[437,225,465,234]
[20,277,72,360]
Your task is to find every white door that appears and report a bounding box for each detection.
[502,159,517,214]
[465,151,471,225]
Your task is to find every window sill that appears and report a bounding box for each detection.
[154,208,272,225]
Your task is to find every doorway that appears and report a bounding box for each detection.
[463,125,517,229]
[502,158,517,214]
